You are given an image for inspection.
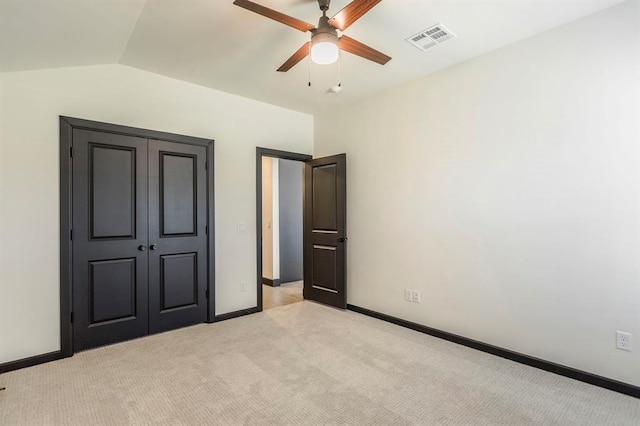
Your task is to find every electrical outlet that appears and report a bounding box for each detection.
[616,331,632,351]
[240,281,247,292]
[405,289,413,301]
[412,290,421,303]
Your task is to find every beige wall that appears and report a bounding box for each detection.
[0,64,313,364]
[262,157,274,279]
[261,157,280,280]
[272,159,280,280]
[314,0,640,386]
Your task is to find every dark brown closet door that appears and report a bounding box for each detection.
[147,140,208,333]
[72,129,149,351]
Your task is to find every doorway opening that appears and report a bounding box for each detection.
[256,148,348,312]
[256,148,311,311]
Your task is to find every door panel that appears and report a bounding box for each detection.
[304,154,347,308]
[148,140,208,333]
[160,253,198,311]
[89,258,137,324]
[72,129,149,351]
[312,165,338,232]
[161,153,197,236]
[311,245,338,292]
[89,145,136,239]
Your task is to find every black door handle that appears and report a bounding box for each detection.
[337,237,348,242]
[138,245,147,251]
[150,244,158,250]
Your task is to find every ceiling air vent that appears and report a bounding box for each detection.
[406,24,456,52]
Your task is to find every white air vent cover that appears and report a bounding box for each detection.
[406,24,456,52]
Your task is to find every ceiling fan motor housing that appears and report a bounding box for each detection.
[311,16,339,64]
[312,15,338,47]
[314,16,338,36]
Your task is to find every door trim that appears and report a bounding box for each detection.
[59,116,215,358]
[255,148,312,312]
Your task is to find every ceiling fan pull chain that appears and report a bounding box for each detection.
[338,49,342,88]
[308,52,312,87]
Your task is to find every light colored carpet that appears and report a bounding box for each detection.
[0,301,638,425]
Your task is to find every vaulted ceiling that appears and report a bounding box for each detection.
[0,0,626,114]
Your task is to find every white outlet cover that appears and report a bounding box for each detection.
[240,281,247,292]
[237,223,247,233]
[405,289,413,301]
[616,331,632,351]
[413,290,421,303]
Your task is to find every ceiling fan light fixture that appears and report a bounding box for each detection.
[311,32,339,65]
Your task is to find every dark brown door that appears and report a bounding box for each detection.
[148,140,208,333]
[72,129,149,351]
[303,154,347,309]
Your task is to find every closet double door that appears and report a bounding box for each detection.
[72,129,208,351]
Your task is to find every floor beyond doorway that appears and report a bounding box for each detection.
[263,280,302,310]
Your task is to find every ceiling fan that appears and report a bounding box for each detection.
[233,0,391,72]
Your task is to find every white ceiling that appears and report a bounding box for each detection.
[0,0,626,114]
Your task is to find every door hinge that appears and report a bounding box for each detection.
[70,312,74,323]
[205,161,208,170]
[69,147,73,158]
[205,225,208,235]
[70,229,73,240]
[205,290,209,299]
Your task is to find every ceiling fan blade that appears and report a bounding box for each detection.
[328,0,382,31]
[338,35,391,65]
[277,42,311,72]
[233,0,315,32]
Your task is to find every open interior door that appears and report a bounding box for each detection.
[303,154,347,309]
